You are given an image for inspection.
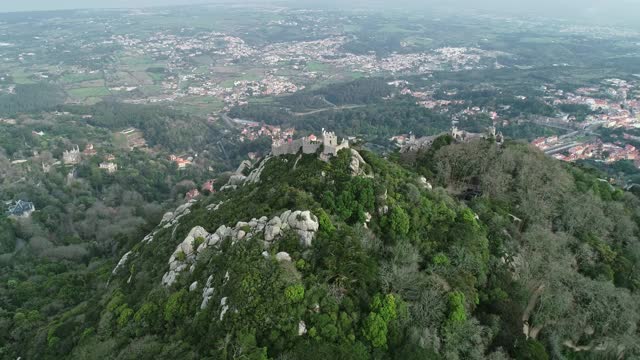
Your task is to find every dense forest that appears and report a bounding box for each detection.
[3,135,640,359]
[0,96,277,360]
[230,78,453,141]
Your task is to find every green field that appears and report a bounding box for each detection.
[148,71,166,82]
[68,87,111,98]
[174,96,225,115]
[61,72,103,84]
[10,69,36,84]
[306,61,330,72]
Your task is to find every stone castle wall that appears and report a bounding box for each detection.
[272,138,321,156]
[323,140,349,157]
[302,141,321,154]
[271,130,348,159]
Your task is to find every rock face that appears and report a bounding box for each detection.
[142,199,198,245]
[206,201,225,212]
[275,252,292,262]
[219,297,229,320]
[112,251,132,275]
[201,275,215,309]
[162,226,212,287]
[264,216,283,242]
[220,156,272,192]
[350,149,371,177]
[272,210,320,247]
[161,209,319,287]
[227,174,247,186]
[236,160,252,175]
[245,156,271,184]
[298,321,307,336]
[419,176,433,190]
[161,200,197,230]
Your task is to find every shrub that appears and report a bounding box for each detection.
[284,284,305,303]
[433,253,450,266]
[193,236,205,249]
[447,291,467,325]
[175,251,186,262]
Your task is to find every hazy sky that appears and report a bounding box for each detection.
[1,0,640,25]
[0,0,209,12]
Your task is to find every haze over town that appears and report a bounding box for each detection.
[2,0,640,27]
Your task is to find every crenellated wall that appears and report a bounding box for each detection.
[271,130,347,158]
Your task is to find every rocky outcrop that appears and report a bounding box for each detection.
[350,149,371,177]
[162,210,319,287]
[364,212,372,228]
[162,226,213,287]
[298,320,307,336]
[228,174,247,186]
[236,160,252,175]
[220,156,272,191]
[112,251,132,275]
[201,275,215,309]
[161,200,197,230]
[419,176,433,190]
[206,201,225,212]
[245,156,271,184]
[220,184,237,191]
[268,210,319,247]
[275,252,292,262]
[219,297,229,320]
[142,199,198,244]
[264,216,283,242]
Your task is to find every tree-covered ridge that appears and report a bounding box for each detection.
[3,137,638,359]
[0,98,275,360]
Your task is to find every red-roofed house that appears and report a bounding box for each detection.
[202,180,216,193]
[83,144,97,157]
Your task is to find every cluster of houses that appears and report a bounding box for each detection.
[549,140,640,164]
[240,123,295,143]
[185,179,217,201]
[548,79,639,130]
[169,154,193,169]
[61,144,118,173]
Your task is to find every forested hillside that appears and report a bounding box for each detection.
[3,137,639,359]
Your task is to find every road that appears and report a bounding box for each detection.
[542,121,604,155]
[291,104,365,116]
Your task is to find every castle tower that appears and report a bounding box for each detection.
[322,129,338,147]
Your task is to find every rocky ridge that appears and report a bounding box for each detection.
[161,209,319,287]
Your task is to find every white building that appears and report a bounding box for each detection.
[99,162,118,174]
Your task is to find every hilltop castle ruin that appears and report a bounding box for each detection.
[63,146,81,165]
[271,129,349,161]
[400,126,504,153]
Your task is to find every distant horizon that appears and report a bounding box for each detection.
[1,0,639,29]
[0,0,218,13]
